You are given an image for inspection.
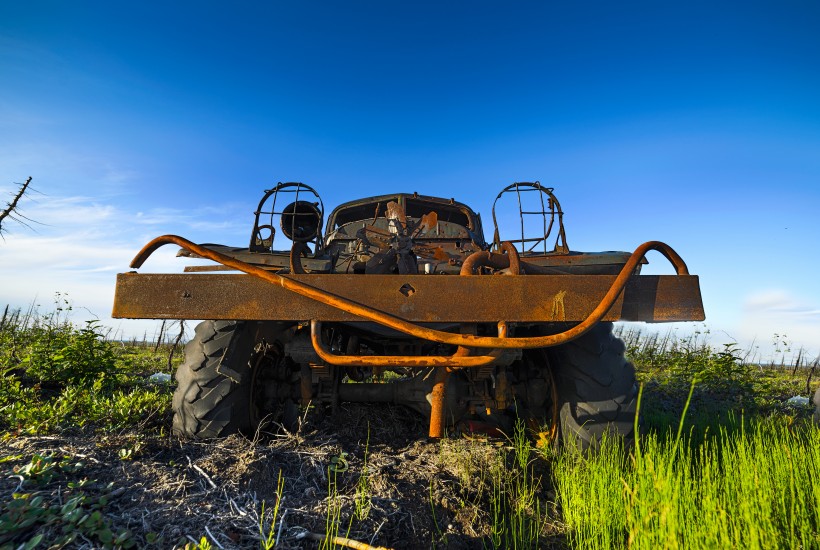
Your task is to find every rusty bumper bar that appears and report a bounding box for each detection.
[121,235,703,349]
[120,235,703,349]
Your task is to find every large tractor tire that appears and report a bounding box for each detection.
[172,320,300,439]
[548,322,637,451]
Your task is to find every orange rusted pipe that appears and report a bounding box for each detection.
[429,366,450,439]
[310,321,505,368]
[459,241,522,275]
[459,250,497,276]
[131,236,688,349]
[501,241,522,275]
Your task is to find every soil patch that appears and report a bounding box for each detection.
[1,404,564,549]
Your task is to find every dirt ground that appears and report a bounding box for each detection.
[1,404,565,549]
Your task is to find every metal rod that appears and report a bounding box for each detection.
[429,366,450,438]
[310,320,506,368]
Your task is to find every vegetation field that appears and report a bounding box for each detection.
[1,303,818,549]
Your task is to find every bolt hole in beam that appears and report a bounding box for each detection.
[399,283,416,297]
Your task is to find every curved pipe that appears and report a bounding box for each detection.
[289,241,309,274]
[310,320,506,368]
[462,241,689,278]
[131,236,688,349]
[460,241,523,275]
[501,241,522,275]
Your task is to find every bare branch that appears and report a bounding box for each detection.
[0,177,34,235]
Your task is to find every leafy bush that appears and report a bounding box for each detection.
[19,320,119,388]
[616,326,814,440]
[1,296,120,388]
[0,300,174,435]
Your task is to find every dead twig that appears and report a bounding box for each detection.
[9,474,25,494]
[370,519,388,546]
[204,525,226,549]
[168,320,186,370]
[275,508,288,547]
[229,497,249,517]
[0,177,34,236]
[299,531,393,550]
[58,448,103,464]
[154,320,166,354]
[187,456,218,489]
[806,358,817,397]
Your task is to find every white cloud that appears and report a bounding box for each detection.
[0,192,235,337]
[736,289,820,362]
[16,197,117,227]
[743,289,820,318]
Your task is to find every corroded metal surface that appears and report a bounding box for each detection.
[121,235,702,349]
[113,272,703,323]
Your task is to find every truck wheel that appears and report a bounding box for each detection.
[172,320,299,439]
[548,322,637,451]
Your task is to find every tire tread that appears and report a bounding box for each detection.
[550,322,637,451]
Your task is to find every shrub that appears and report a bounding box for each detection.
[0,301,173,435]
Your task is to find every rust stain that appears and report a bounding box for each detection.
[552,290,566,321]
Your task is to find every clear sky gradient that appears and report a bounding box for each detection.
[1,1,818,360]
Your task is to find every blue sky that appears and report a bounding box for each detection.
[1,1,818,360]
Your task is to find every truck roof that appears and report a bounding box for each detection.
[327,192,484,242]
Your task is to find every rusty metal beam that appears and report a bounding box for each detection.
[113,272,703,323]
[127,236,701,348]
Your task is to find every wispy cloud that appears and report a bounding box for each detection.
[133,207,245,233]
[0,192,246,333]
[737,289,820,359]
[744,290,820,320]
[18,196,117,226]
[0,143,142,199]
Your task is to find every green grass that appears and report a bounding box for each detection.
[0,300,176,435]
[554,416,820,549]
[553,328,820,549]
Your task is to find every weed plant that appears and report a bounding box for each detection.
[322,451,355,550]
[434,421,545,548]
[0,300,174,435]
[488,421,542,549]
[0,453,137,548]
[258,470,285,550]
[354,425,372,521]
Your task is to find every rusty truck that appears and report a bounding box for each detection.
[112,182,704,449]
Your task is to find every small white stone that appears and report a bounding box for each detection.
[785,395,810,407]
[148,372,172,384]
